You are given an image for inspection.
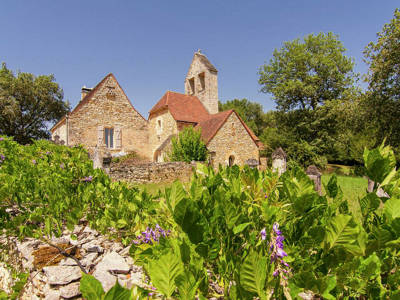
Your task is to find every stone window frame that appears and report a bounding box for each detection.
[104,127,114,149]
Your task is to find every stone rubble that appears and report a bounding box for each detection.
[1,224,146,299]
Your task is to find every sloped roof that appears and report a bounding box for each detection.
[51,73,145,132]
[194,52,217,72]
[195,110,260,146]
[149,91,209,123]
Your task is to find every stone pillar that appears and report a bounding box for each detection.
[259,157,267,171]
[272,148,287,176]
[93,146,104,169]
[306,165,322,195]
[367,178,374,193]
[245,159,259,169]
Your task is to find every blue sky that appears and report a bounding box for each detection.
[1,1,399,116]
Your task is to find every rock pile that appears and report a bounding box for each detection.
[2,225,146,300]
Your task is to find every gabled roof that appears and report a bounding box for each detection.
[51,73,145,132]
[149,91,209,123]
[195,109,260,146]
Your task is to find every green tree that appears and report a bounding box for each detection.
[0,63,68,144]
[364,9,400,149]
[169,126,208,163]
[259,32,357,111]
[219,98,266,136]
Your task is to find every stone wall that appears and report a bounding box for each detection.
[64,75,150,158]
[108,161,198,183]
[207,113,259,166]
[148,109,179,162]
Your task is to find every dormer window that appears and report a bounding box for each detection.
[199,72,205,90]
[188,77,195,95]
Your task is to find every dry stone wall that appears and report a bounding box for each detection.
[108,161,199,184]
[0,225,148,300]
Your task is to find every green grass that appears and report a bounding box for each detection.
[322,174,367,219]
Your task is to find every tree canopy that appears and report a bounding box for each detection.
[259,32,357,111]
[0,63,68,144]
[364,9,400,148]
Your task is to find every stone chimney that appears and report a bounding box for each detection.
[81,86,92,100]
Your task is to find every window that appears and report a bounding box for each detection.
[199,72,205,90]
[157,119,162,134]
[188,77,195,94]
[104,128,114,148]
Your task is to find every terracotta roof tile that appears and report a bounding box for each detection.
[149,91,209,123]
[195,110,260,147]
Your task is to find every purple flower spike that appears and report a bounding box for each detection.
[268,222,291,286]
[0,137,3,141]
[260,228,267,240]
[265,194,268,199]
[32,159,36,165]
[60,163,65,169]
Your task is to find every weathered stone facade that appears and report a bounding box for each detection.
[52,75,149,158]
[185,51,219,114]
[207,112,259,166]
[148,109,178,162]
[51,51,263,168]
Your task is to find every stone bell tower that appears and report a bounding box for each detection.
[185,50,219,114]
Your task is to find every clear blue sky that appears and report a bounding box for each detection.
[1,1,399,116]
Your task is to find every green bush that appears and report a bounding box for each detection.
[169,127,208,163]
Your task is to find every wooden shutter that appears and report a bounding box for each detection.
[115,127,122,149]
[97,126,104,147]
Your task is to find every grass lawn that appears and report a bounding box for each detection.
[322,174,368,219]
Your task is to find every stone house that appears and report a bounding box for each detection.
[51,51,263,166]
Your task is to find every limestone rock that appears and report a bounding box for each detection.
[43,266,82,285]
[44,289,60,300]
[59,257,78,266]
[93,268,117,292]
[82,242,104,254]
[60,282,81,299]
[0,263,13,294]
[95,251,130,274]
[80,252,98,267]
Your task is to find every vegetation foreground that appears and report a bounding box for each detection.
[0,136,400,299]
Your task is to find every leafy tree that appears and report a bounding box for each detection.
[169,126,208,162]
[219,98,266,136]
[0,63,68,144]
[364,9,400,148]
[259,32,357,111]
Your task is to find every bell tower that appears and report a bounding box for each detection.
[185,50,219,114]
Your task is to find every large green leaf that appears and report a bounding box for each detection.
[384,196,400,221]
[147,251,183,298]
[363,143,396,184]
[239,251,267,300]
[103,281,131,300]
[173,198,206,244]
[175,270,201,300]
[324,214,366,256]
[80,273,105,300]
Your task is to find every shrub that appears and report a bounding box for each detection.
[168,127,208,163]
